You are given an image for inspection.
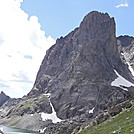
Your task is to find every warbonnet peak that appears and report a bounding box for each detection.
[0,11,134,134]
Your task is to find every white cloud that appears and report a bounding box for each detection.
[115,0,128,8]
[0,0,55,98]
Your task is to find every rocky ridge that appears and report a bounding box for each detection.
[0,11,134,133]
[0,91,10,107]
[117,35,134,77]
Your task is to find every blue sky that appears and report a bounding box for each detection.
[21,0,134,39]
[0,0,133,98]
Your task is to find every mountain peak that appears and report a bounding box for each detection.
[79,11,115,40]
[0,91,10,107]
[1,91,6,95]
[82,11,111,23]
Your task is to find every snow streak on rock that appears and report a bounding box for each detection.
[89,107,95,114]
[40,93,62,123]
[111,70,134,91]
[127,62,134,77]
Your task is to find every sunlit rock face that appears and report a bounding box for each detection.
[28,11,134,120]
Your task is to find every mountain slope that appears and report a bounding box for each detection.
[79,101,134,134]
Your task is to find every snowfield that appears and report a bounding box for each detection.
[111,70,134,91]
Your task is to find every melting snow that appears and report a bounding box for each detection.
[41,93,62,123]
[89,107,95,114]
[0,127,3,132]
[127,62,134,77]
[111,70,134,91]
[121,52,124,56]
[39,127,47,133]
[43,93,51,98]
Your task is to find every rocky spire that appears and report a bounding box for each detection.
[28,11,131,121]
[0,91,10,107]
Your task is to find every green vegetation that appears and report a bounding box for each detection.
[14,97,37,112]
[10,94,49,116]
[79,104,134,134]
[10,119,20,127]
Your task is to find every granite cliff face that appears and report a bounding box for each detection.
[0,11,134,133]
[28,11,133,120]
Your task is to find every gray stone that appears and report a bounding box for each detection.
[131,130,134,133]
[108,105,122,116]
[0,91,10,107]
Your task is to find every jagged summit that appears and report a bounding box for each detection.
[62,11,115,41]
[117,35,134,47]
[79,11,115,39]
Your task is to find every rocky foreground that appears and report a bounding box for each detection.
[79,101,134,134]
[0,11,134,133]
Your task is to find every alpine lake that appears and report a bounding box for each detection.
[0,125,39,134]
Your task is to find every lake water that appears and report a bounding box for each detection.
[0,125,39,134]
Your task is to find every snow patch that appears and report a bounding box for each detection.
[85,125,89,129]
[127,62,134,77]
[121,52,124,56]
[0,127,3,132]
[89,107,95,114]
[43,93,51,98]
[111,70,134,91]
[33,87,39,91]
[0,109,3,112]
[41,93,62,123]
[39,127,47,133]
[30,114,33,116]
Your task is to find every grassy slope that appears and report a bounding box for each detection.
[79,104,134,134]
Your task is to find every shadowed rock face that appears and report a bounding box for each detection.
[26,11,134,121]
[117,36,134,98]
[117,35,134,72]
[0,91,10,107]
